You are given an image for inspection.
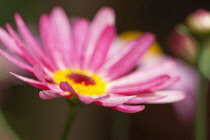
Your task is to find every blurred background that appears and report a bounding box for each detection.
[0,0,210,140]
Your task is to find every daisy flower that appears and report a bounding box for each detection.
[0,7,185,113]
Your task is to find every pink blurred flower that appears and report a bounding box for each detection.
[186,9,210,34]
[168,59,198,124]
[0,7,185,113]
[141,54,198,124]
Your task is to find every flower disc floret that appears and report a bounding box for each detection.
[54,69,107,96]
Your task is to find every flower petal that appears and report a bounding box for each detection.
[111,104,145,113]
[88,25,116,71]
[95,94,135,107]
[0,49,33,73]
[109,60,176,86]
[125,94,165,104]
[59,81,76,94]
[83,7,115,68]
[14,13,52,69]
[39,90,61,100]
[6,24,42,66]
[72,18,90,68]
[0,27,24,57]
[50,7,73,68]
[39,14,61,70]
[108,75,170,95]
[98,33,155,81]
[10,72,48,89]
[33,64,47,83]
[147,90,185,104]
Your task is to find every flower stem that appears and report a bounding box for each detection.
[194,72,207,140]
[61,99,82,140]
[194,39,207,140]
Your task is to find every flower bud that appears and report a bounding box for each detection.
[186,9,210,34]
[168,29,197,63]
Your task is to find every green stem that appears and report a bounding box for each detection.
[194,72,207,140]
[194,39,207,140]
[61,100,82,140]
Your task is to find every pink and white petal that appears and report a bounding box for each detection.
[95,94,135,107]
[6,24,56,74]
[6,24,42,65]
[77,95,96,104]
[10,72,49,89]
[88,25,116,71]
[111,104,145,113]
[72,18,90,68]
[50,7,73,68]
[0,49,33,74]
[77,94,110,104]
[150,76,180,91]
[0,27,24,57]
[146,90,185,104]
[39,14,60,70]
[59,81,76,94]
[33,64,47,83]
[109,60,176,86]
[108,75,170,95]
[14,14,53,70]
[46,83,72,97]
[98,33,155,81]
[125,94,165,104]
[39,90,61,100]
[83,7,115,68]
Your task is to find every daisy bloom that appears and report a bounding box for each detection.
[0,7,185,113]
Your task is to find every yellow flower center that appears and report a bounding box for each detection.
[53,69,107,96]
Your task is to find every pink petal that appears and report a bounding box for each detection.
[39,14,60,70]
[95,94,135,107]
[98,33,155,81]
[39,90,61,100]
[88,25,116,71]
[10,72,48,89]
[6,24,42,65]
[125,94,165,104]
[108,75,170,95]
[14,14,53,70]
[50,7,73,68]
[109,60,176,86]
[33,64,46,83]
[0,49,33,74]
[72,18,90,68]
[59,81,76,94]
[0,27,23,57]
[150,76,180,91]
[77,94,109,104]
[111,104,145,113]
[83,7,115,68]
[147,90,185,104]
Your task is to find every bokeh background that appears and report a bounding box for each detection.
[0,0,210,140]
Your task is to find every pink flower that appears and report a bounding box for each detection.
[0,7,185,113]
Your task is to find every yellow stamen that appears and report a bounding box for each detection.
[53,69,107,96]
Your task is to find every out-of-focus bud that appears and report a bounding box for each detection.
[186,9,210,34]
[168,26,197,64]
